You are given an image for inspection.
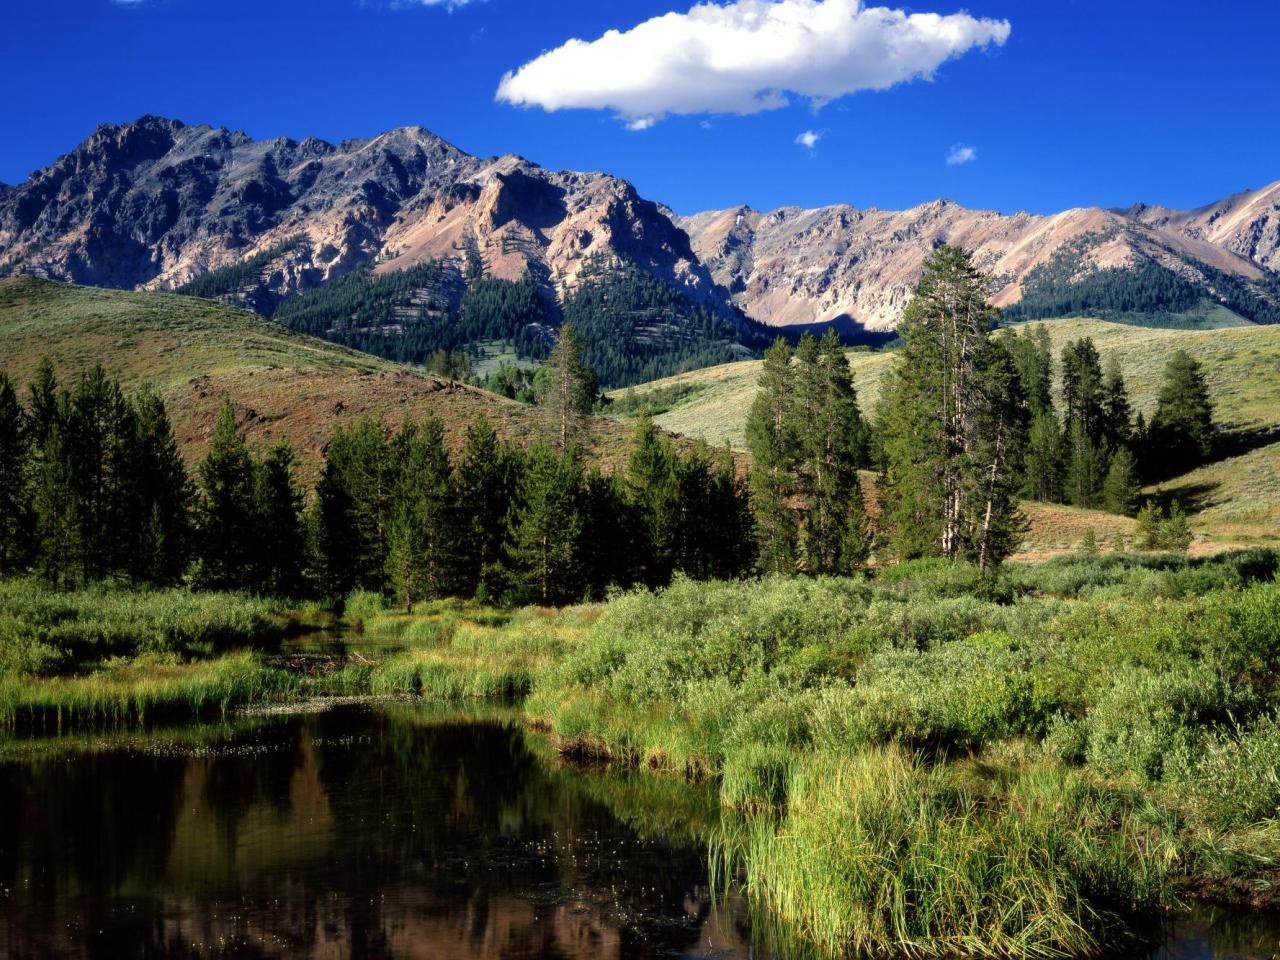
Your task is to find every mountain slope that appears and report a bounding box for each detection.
[0,277,640,479]
[0,116,727,321]
[678,195,1280,332]
[1126,182,1280,272]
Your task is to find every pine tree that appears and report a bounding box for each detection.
[625,415,680,586]
[453,415,518,597]
[744,338,799,573]
[795,330,870,574]
[1061,338,1105,440]
[879,246,1026,569]
[26,358,59,450]
[1161,502,1194,552]
[1005,323,1055,418]
[1101,445,1141,517]
[1100,356,1133,452]
[507,442,584,605]
[1064,420,1104,509]
[387,418,458,609]
[539,324,596,449]
[1148,350,1215,477]
[197,398,257,590]
[579,467,634,597]
[126,387,194,586]
[704,445,755,580]
[63,366,135,582]
[1135,500,1163,551]
[0,373,32,575]
[251,442,308,597]
[32,408,79,589]
[965,341,1030,570]
[1024,411,1063,502]
[315,416,402,597]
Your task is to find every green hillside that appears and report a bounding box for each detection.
[0,277,637,480]
[611,318,1280,551]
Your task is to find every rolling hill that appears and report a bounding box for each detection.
[611,319,1280,554]
[0,277,640,481]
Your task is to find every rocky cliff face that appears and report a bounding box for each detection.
[2,115,1278,334]
[0,115,722,316]
[678,194,1279,331]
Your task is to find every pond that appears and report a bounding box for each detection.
[0,702,1276,959]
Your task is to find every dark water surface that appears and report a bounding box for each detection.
[0,702,1276,960]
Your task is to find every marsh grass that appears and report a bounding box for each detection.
[0,652,298,733]
[0,579,293,676]
[715,748,1174,959]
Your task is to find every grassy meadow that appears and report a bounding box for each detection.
[4,549,1278,957]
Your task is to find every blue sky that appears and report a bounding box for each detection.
[2,0,1277,216]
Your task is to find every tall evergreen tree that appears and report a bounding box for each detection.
[625,415,681,586]
[507,443,584,605]
[879,246,1027,569]
[0,373,32,575]
[744,338,799,573]
[1064,420,1105,509]
[26,358,59,450]
[126,387,194,586]
[1061,338,1105,441]
[539,324,596,449]
[579,467,635,598]
[197,398,257,591]
[966,341,1030,569]
[1100,356,1133,452]
[387,418,458,609]
[251,442,308,597]
[32,406,78,589]
[794,330,870,574]
[1102,445,1141,517]
[1148,350,1215,476]
[1005,323,1055,419]
[63,366,135,582]
[453,415,518,597]
[315,416,402,597]
[1024,411,1063,503]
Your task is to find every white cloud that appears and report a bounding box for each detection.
[795,129,823,150]
[946,143,977,165]
[496,0,1010,127]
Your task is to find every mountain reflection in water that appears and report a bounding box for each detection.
[0,703,755,959]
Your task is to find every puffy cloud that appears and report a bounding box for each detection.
[795,129,823,149]
[946,143,977,165]
[496,0,1010,126]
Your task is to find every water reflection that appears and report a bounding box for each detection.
[0,704,755,959]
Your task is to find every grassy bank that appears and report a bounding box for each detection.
[528,551,1280,956]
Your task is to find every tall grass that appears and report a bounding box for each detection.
[717,749,1174,959]
[0,652,298,733]
[0,579,291,676]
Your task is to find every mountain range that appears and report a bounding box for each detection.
[2,115,1278,339]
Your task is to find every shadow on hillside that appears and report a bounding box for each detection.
[784,314,899,349]
[1144,482,1221,515]
[1214,424,1280,460]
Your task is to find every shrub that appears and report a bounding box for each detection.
[1175,716,1280,829]
[1082,666,1251,781]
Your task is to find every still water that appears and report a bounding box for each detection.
[0,702,1276,959]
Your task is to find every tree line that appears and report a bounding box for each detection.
[1,248,1224,597]
[0,355,750,605]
